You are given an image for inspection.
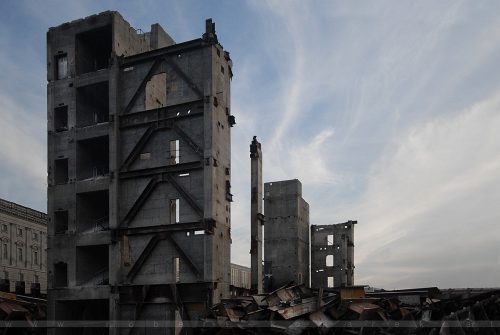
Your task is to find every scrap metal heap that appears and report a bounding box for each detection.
[201,284,500,334]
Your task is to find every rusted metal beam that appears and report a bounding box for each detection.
[120,178,161,227]
[172,123,204,158]
[127,236,161,281]
[120,161,202,180]
[164,173,203,218]
[165,234,200,278]
[123,57,163,115]
[164,57,204,98]
[121,39,205,67]
[119,100,203,129]
[120,125,157,172]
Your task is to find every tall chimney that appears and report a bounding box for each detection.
[250,136,263,293]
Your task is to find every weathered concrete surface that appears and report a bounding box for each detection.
[311,221,355,288]
[47,11,234,334]
[250,137,263,293]
[264,179,309,291]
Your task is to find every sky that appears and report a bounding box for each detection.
[0,0,499,289]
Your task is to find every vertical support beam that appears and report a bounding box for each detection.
[250,136,263,293]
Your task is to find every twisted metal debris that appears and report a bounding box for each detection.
[201,284,500,335]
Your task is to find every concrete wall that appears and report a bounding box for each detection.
[48,11,234,333]
[264,179,309,290]
[311,221,355,288]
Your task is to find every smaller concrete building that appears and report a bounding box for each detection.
[264,179,309,290]
[311,221,355,288]
[0,199,47,295]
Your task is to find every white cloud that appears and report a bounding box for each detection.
[334,91,500,288]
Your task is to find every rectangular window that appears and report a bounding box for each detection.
[54,158,69,184]
[169,140,179,164]
[3,271,8,279]
[33,251,38,265]
[170,199,179,224]
[19,273,24,282]
[328,276,334,288]
[55,210,69,234]
[32,231,38,241]
[56,54,68,80]
[18,248,23,262]
[54,106,68,132]
[3,244,7,260]
[17,228,22,237]
[327,234,334,245]
[34,275,39,283]
[1,224,7,232]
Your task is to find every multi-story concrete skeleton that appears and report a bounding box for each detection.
[47,11,234,334]
[311,221,356,288]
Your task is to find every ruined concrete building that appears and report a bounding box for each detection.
[47,11,234,333]
[311,221,356,288]
[264,179,310,290]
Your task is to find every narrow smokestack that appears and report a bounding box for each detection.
[250,136,263,293]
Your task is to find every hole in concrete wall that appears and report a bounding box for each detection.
[76,82,109,127]
[327,234,334,245]
[173,257,180,283]
[194,230,204,235]
[54,158,69,184]
[179,173,189,177]
[76,136,109,180]
[76,245,109,286]
[55,54,68,80]
[169,140,179,164]
[145,72,166,110]
[140,152,151,160]
[76,25,112,75]
[55,299,109,334]
[326,255,334,267]
[298,272,302,284]
[54,262,68,287]
[54,210,69,234]
[54,106,68,132]
[170,199,179,224]
[328,276,334,288]
[76,190,109,233]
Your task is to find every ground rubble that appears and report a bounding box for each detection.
[200,284,500,335]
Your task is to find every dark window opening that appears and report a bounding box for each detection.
[76,25,112,75]
[76,82,109,127]
[76,190,109,233]
[54,158,69,184]
[54,106,68,132]
[54,210,69,234]
[76,245,109,286]
[55,54,68,80]
[76,136,109,180]
[54,262,68,287]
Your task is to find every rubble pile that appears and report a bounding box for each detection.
[201,284,500,334]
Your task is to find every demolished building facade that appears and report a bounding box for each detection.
[47,11,234,334]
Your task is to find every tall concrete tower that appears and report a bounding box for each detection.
[47,11,234,334]
[264,179,309,290]
[250,136,263,293]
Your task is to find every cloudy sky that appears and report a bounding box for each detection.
[1,0,499,289]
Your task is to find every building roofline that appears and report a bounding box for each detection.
[0,198,47,226]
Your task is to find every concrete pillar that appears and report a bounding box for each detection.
[250,136,263,293]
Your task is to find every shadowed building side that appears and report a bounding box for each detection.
[264,179,309,291]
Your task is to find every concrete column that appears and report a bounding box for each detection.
[250,136,263,293]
